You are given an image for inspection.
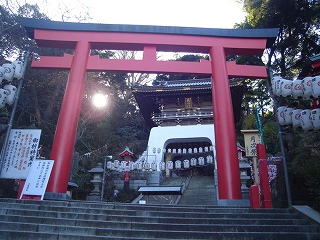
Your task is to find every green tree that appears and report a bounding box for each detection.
[238,0,320,209]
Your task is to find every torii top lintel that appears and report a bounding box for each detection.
[22,18,278,78]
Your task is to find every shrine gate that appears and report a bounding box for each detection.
[22,18,278,200]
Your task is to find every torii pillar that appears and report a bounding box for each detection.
[210,46,241,199]
[45,41,91,197]
[21,18,278,201]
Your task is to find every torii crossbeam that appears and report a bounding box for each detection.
[22,18,278,200]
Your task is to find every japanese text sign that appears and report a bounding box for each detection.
[20,160,54,200]
[241,129,262,157]
[1,129,41,179]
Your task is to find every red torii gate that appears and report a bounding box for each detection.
[22,18,278,200]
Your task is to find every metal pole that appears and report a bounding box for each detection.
[267,70,292,208]
[0,51,31,177]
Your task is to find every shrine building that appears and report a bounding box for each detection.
[131,78,244,193]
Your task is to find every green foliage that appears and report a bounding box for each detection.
[241,113,280,155]
[153,54,210,84]
[242,0,320,76]
[239,0,320,208]
[71,169,93,200]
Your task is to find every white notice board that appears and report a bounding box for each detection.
[20,160,54,200]
[1,129,41,179]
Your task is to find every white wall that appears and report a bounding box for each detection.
[146,124,215,170]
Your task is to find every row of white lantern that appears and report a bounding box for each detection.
[0,60,25,84]
[0,84,17,108]
[166,156,214,170]
[164,146,214,154]
[107,160,158,172]
[277,106,320,131]
[272,75,320,99]
[106,156,214,172]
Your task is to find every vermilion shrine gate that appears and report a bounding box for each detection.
[22,18,278,200]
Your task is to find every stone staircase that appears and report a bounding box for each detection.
[0,198,319,239]
[178,175,217,205]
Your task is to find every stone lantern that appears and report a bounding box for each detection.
[86,163,104,201]
[239,157,252,199]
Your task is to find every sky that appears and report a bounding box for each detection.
[19,0,246,29]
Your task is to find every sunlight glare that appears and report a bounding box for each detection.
[92,93,107,108]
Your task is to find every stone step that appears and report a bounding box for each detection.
[0,198,318,240]
[0,213,310,226]
[1,200,297,214]
[0,218,317,233]
[1,207,303,220]
[0,229,318,240]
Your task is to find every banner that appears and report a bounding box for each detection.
[1,129,41,179]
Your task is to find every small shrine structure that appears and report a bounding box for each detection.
[119,146,137,189]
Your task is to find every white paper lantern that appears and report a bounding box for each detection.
[0,89,7,108]
[206,155,213,164]
[3,84,17,105]
[167,161,173,170]
[284,107,295,125]
[129,162,136,171]
[280,78,292,97]
[302,77,313,99]
[137,162,143,170]
[183,159,190,169]
[190,158,197,166]
[2,63,15,81]
[121,161,127,168]
[12,60,24,79]
[272,76,282,96]
[277,106,287,126]
[291,79,304,99]
[291,109,302,128]
[300,109,313,131]
[0,66,5,84]
[311,109,320,130]
[113,160,120,168]
[159,162,165,171]
[143,162,150,170]
[311,76,320,98]
[198,157,205,166]
[151,162,157,171]
[175,160,181,169]
[106,161,112,169]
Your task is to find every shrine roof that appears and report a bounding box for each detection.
[119,146,137,159]
[21,18,278,47]
[132,78,241,92]
[132,78,244,127]
[299,53,320,77]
